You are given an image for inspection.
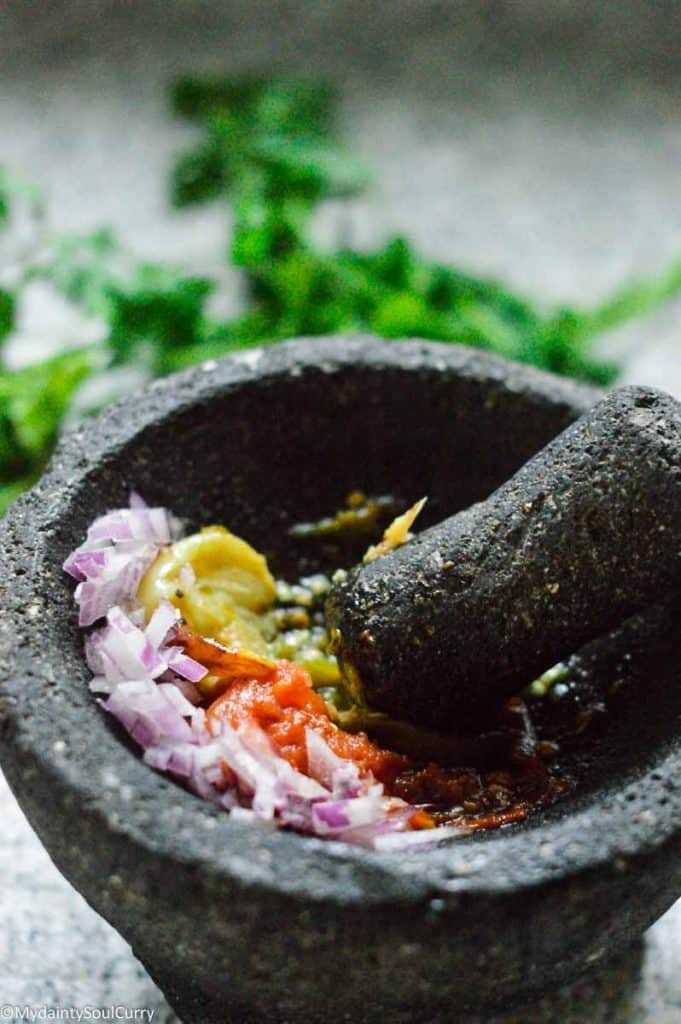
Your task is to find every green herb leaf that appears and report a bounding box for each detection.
[0,288,15,353]
[0,348,94,512]
[172,77,336,140]
[106,269,214,375]
[171,141,230,208]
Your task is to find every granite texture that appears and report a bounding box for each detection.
[329,385,681,729]
[2,1,681,1020]
[2,768,681,1023]
[1,338,681,1023]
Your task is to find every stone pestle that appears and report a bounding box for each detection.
[326,385,681,732]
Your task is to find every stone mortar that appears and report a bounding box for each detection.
[1,336,680,1024]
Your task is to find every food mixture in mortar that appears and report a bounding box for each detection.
[64,492,593,850]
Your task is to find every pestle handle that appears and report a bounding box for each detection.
[326,386,681,732]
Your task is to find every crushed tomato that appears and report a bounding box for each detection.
[178,627,548,832]
[207,658,410,787]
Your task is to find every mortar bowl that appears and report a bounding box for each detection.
[1,336,680,1023]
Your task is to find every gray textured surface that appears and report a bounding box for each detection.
[2,767,679,1023]
[2,1,681,1019]
[2,337,681,1023]
[330,385,681,730]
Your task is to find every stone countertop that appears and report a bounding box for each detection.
[1,1,681,1019]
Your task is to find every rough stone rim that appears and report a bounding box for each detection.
[1,335,678,906]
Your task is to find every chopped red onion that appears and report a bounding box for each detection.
[165,647,207,683]
[84,631,105,676]
[101,606,168,681]
[86,505,173,546]
[170,677,203,706]
[305,727,363,798]
[334,807,416,846]
[157,681,199,718]
[74,545,157,626]
[145,599,178,648]
[103,680,194,746]
[128,491,148,510]
[372,824,468,851]
[87,604,207,692]
[64,494,175,627]
[65,494,464,849]
[88,675,110,695]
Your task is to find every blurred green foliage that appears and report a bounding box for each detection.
[0,349,94,511]
[0,289,14,349]
[2,76,681,513]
